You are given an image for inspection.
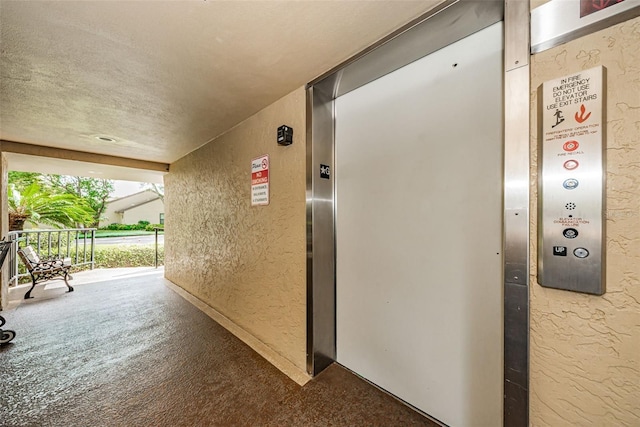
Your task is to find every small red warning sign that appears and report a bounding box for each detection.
[251,155,269,206]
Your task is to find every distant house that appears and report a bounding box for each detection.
[100,189,164,228]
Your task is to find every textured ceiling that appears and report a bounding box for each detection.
[0,0,440,173]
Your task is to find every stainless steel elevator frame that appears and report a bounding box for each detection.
[306,1,530,425]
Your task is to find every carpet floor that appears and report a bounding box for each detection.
[0,274,438,426]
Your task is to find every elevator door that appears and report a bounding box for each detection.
[335,23,503,427]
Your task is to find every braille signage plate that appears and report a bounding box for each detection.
[538,66,606,295]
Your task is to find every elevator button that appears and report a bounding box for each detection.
[573,247,589,258]
[563,140,580,152]
[563,160,579,170]
[563,178,579,189]
[563,228,578,239]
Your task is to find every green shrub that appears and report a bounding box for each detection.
[21,246,163,270]
[102,223,129,230]
[101,222,154,231]
[92,245,164,268]
[144,224,164,232]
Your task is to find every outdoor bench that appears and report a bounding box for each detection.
[17,246,73,299]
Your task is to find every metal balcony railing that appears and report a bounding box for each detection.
[154,227,164,268]
[6,228,96,286]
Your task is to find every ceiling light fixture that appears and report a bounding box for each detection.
[95,136,116,143]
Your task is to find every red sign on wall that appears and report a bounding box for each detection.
[580,0,625,17]
[251,154,269,206]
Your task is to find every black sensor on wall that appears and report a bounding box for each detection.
[277,125,293,146]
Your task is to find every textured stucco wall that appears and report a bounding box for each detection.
[530,17,640,425]
[164,88,306,372]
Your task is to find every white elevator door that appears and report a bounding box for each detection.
[335,23,503,427]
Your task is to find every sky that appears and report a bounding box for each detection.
[112,180,147,197]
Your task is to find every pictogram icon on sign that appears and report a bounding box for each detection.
[262,159,268,169]
[575,104,592,123]
[552,109,565,128]
[563,140,580,152]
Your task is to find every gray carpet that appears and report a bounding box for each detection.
[0,274,438,426]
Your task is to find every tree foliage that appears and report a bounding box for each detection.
[7,172,41,189]
[8,172,115,228]
[44,176,114,227]
[8,183,95,230]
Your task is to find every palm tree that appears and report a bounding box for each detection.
[8,183,95,231]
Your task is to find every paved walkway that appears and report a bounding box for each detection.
[6,267,164,308]
[0,270,437,426]
[94,235,164,245]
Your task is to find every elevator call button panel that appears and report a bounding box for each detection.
[538,66,606,295]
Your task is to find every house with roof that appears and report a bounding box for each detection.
[100,189,164,228]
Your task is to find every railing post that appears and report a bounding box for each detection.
[74,230,79,265]
[90,229,95,270]
[47,231,52,258]
[10,234,18,286]
[7,231,22,286]
[155,228,159,269]
[82,231,87,265]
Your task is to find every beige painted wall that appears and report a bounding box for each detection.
[100,211,123,228]
[530,17,640,426]
[121,198,164,225]
[165,88,307,373]
[100,190,161,227]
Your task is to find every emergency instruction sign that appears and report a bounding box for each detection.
[538,65,606,295]
[251,154,269,206]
